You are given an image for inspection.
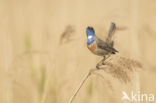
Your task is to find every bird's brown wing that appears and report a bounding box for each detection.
[96,37,118,54]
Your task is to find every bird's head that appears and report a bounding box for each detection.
[86,26,95,37]
[86,26,95,45]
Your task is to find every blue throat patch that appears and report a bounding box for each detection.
[87,35,95,45]
[86,28,95,45]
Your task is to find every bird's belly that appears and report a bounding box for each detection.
[87,41,108,56]
[93,48,109,56]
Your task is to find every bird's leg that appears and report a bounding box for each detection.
[96,58,104,69]
[102,55,111,65]
[96,64,100,69]
[96,56,106,69]
[101,56,106,65]
[96,55,111,69]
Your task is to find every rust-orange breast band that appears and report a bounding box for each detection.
[87,41,96,52]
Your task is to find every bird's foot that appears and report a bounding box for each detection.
[101,57,106,65]
[102,61,105,65]
[96,65,100,69]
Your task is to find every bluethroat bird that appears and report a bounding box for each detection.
[86,23,118,69]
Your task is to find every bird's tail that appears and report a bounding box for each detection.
[106,22,116,47]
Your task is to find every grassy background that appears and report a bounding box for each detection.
[1,0,156,103]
